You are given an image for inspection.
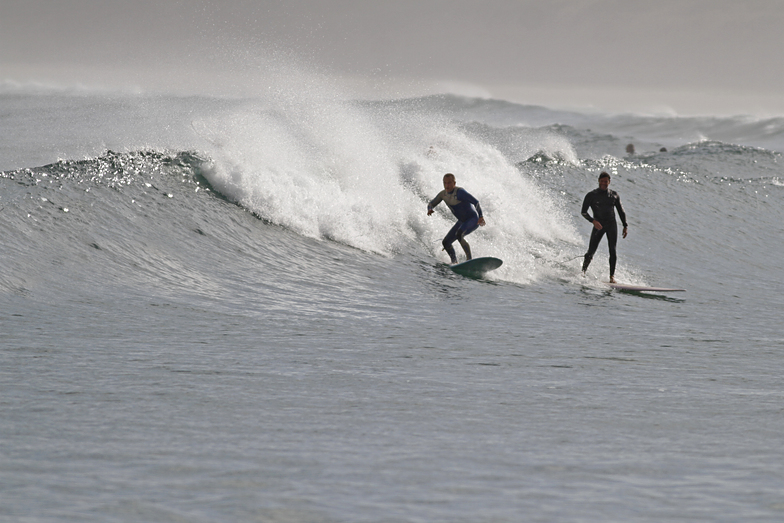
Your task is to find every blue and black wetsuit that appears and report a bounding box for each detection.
[581,188,627,277]
[428,187,483,264]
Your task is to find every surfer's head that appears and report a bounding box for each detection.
[443,173,456,192]
[598,172,610,190]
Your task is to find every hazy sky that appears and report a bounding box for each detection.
[2,0,783,114]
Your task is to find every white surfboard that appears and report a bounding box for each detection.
[606,282,685,292]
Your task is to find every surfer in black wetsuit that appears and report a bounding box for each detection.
[427,173,485,264]
[581,172,628,283]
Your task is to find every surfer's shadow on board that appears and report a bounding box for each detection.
[611,288,685,303]
[578,284,685,303]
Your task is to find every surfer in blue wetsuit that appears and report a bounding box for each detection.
[581,172,628,283]
[427,173,485,264]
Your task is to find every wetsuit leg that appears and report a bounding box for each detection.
[582,227,606,272]
[442,222,462,264]
[456,216,479,260]
[605,222,618,278]
[458,237,472,260]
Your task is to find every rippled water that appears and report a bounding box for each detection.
[1,87,783,522]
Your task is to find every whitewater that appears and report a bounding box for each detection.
[2,76,784,522]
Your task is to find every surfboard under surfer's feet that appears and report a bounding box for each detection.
[449,257,503,277]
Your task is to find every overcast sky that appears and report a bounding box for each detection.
[2,0,783,115]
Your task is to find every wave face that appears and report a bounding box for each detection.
[2,84,784,522]
[2,90,781,292]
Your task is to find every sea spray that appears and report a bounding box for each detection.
[193,84,583,283]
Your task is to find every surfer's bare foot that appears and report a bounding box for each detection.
[609,276,616,283]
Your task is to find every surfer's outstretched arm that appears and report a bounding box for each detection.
[427,191,444,216]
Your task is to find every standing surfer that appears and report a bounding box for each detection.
[427,173,485,264]
[581,172,628,283]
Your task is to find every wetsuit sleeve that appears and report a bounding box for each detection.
[581,192,594,223]
[456,188,482,217]
[615,194,628,228]
[427,191,444,212]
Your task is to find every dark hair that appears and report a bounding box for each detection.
[598,172,611,180]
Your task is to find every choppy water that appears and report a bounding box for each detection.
[2,82,783,522]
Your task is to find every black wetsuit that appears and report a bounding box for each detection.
[581,188,627,277]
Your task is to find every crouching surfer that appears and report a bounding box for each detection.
[427,173,485,264]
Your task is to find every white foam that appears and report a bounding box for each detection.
[198,88,582,284]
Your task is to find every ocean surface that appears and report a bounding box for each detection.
[1,79,783,522]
